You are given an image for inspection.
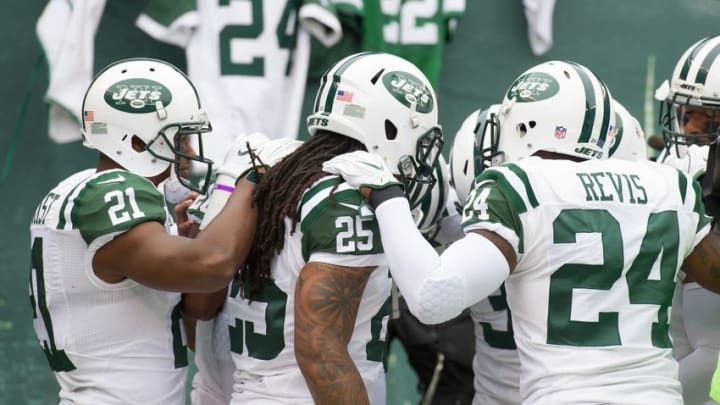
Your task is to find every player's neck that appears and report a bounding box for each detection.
[96,154,124,173]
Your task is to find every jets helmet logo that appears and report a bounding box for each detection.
[383,71,434,113]
[506,72,560,102]
[104,79,173,113]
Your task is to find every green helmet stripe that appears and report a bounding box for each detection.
[313,72,329,112]
[320,52,372,114]
[569,62,610,147]
[696,41,720,85]
[679,36,712,81]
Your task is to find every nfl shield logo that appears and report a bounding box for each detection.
[554,126,567,139]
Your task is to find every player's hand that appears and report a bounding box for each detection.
[217,132,271,183]
[322,151,403,200]
[186,191,210,225]
[663,145,708,180]
[200,136,302,230]
[254,138,304,168]
[174,192,201,237]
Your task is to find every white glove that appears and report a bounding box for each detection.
[198,133,268,230]
[662,144,708,180]
[216,132,271,181]
[322,151,402,191]
[254,138,303,168]
[200,136,303,230]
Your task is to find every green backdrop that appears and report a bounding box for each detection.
[1,0,718,403]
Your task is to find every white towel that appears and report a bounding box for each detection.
[523,0,556,56]
[36,0,106,143]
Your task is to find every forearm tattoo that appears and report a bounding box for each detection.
[294,263,374,405]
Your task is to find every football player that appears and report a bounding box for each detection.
[324,60,720,404]
[29,58,258,404]
[656,34,720,405]
[197,52,442,404]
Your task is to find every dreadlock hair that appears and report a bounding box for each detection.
[242,130,366,300]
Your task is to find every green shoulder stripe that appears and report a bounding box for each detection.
[300,177,382,261]
[144,0,197,28]
[504,163,539,208]
[677,168,688,205]
[461,178,525,253]
[70,172,167,244]
[689,177,712,232]
[476,166,535,214]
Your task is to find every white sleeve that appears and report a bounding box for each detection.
[375,198,510,324]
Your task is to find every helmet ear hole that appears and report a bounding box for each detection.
[385,120,398,140]
[131,135,147,152]
[517,122,528,137]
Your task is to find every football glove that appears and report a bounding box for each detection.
[662,144,708,181]
[322,151,403,191]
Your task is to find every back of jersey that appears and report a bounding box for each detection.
[222,175,390,404]
[331,0,465,86]
[137,1,341,162]
[29,169,187,405]
[462,156,711,404]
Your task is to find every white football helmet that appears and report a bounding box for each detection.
[307,52,443,207]
[656,35,720,157]
[607,99,648,161]
[494,60,616,163]
[81,58,213,193]
[449,105,501,203]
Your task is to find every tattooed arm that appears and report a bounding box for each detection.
[683,223,720,294]
[294,262,374,405]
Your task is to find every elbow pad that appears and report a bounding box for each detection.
[411,232,511,325]
[415,272,466,324]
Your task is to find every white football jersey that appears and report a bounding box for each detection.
[136,0,342,162]
[462,157,712,404]
[220,175,390,404]
[29,169,187,405]
[470,286,521,405]
[426,185,522,405]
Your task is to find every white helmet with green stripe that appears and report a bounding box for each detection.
[607,98,647,161]
[81,58,213,193]
[656,35,720,157]
[495,60,616,163]
[307,52,443,207]
[449,104,501,203]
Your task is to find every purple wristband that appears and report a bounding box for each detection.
[214,183,235,193]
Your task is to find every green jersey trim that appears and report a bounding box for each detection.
[505,163,539,208]
[690,177,712,232]
[462,178,525,254]
[299,176,382,261]
[478,166,532,214]
[66,171,167,244]
[677,169,688,205]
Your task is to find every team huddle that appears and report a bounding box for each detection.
[28,26,720,405]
